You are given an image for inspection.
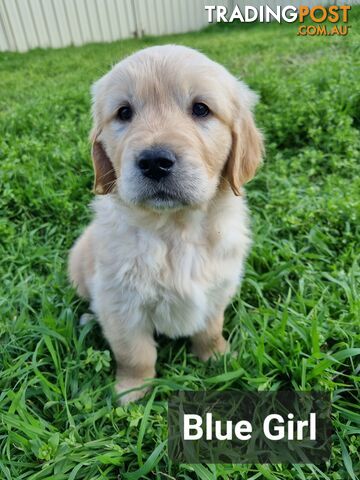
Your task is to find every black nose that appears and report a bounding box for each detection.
[137,147,176,180]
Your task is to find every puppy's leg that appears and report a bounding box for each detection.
[68,225,95,300]
[191,313,229,362]
[103,324,157,405]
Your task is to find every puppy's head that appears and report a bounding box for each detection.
[91,45,263,209]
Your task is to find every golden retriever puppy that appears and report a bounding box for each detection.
[69,45,263,404]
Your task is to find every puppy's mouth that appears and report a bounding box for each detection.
[151,190,178,201]
[145,189,188,209]
[121,160,205,211]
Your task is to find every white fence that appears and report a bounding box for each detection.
[0,0,220,52]
[0,0,359,52]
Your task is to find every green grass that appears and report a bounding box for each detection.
[1,8,360,479]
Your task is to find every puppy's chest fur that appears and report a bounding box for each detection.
[92,195,250,338]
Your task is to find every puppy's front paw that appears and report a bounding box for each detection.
[115,377,150,405]
[192,335,229,362]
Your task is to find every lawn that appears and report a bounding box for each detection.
[0,8,360,480]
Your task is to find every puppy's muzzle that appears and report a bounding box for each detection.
[137,147,176,181]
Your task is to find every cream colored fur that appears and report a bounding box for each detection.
[68,45,263,404]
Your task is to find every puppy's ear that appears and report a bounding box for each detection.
[90,76,117,195]
[226,83,264,196]
[91,129,117,195]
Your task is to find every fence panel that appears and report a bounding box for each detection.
[0,0,358,52]
[0,0,216,51]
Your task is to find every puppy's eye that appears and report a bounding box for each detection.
[192,102,210,118]
[117,106,133,122]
